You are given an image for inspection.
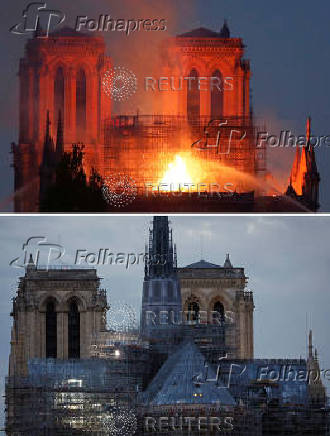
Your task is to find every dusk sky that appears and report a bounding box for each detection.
[1,2,330,433]
[0,214,329,427]
[0,0,330,210]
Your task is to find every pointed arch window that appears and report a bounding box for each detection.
[213,301,225,323]
[167,282,173,300]
[187,301,200,321]
[76,69,86,139]
[68,300,80,358]
[54,67,64,129]
[46,300,57,358]
[153,282,161,302]
[211,70,223,119]
[187,68,200,124]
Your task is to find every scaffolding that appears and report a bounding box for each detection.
[103,114,266,193]
[5,351,146,436]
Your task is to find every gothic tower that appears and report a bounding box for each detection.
[140,216,182,338]
[160,20,251,119]
[307,330,326,406]
[8,256,108,377]
[156,20,261,183]
[12,27,112,211]
[287,117,320,211]
[177,253,254,359]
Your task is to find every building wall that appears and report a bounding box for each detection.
[177,266,254,359]
[9,265,108,377]
[14,31,111,211]
[159,36,250,118]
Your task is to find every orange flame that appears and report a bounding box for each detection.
[159,154,195,192]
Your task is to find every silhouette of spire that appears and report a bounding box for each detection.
[219,19,230,38]
[305,116,318,174]
[26,253,36,271]
[290,146,301,185]
[224,253,233,268]
[56,109,64,162]
[306,116,311,147]
[42,111,55,166]
[308,329,313,359]
[145,216,175,279]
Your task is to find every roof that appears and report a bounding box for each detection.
[177,27,222,38]
[140,341,235,406]
[49,26,93,38]
[185,259,221,269]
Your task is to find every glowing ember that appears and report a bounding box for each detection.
[160,155,194,191]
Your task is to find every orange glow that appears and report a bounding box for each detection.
[159,154,194,191]
[156,150,269,194]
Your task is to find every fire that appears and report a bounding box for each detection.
[159,154,194,192]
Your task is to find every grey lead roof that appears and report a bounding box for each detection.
[140,341,235,406]
[185,259,221,269]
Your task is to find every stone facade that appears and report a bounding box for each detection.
[177,256,254,359]
[13,27,111,211]
[160,27,251,118]
[9,260,108,377]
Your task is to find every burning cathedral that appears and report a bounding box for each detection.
[12,22,320,212]
[5,216,328,435]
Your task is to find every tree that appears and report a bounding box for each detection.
[39,144,107,212]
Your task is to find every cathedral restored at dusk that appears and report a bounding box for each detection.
[6,216,327,435]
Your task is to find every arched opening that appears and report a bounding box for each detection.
[76,69,86,140]
[187,300,200,321]
[68,300,80,358]
[167,282,173,300]
[54,67,64,129]
[187,69,200,125]
[46,300,57,358]
[153,282,161,302]
[211,70,223,119]
[213,301,225,324]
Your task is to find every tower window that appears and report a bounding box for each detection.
[54,67,64,129]
[187,69,200,125]
[211,70,223,119]
[153,282,161,302]
[167,282,173,300]
[187,301,199,321]
[68,301,80,359]
[46,300,57,358]
[213,301,225,324]
[76,69,86,140]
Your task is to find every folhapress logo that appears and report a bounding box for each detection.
[10,2,65,38]
[9,236,65,269]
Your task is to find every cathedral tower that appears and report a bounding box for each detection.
[177,254,254,359]
[140,216,182,338]
[8,257,108,377]
[160,21,251,119]
[12,27,112,211]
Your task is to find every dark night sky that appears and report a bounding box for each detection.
[0,0,329,210]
